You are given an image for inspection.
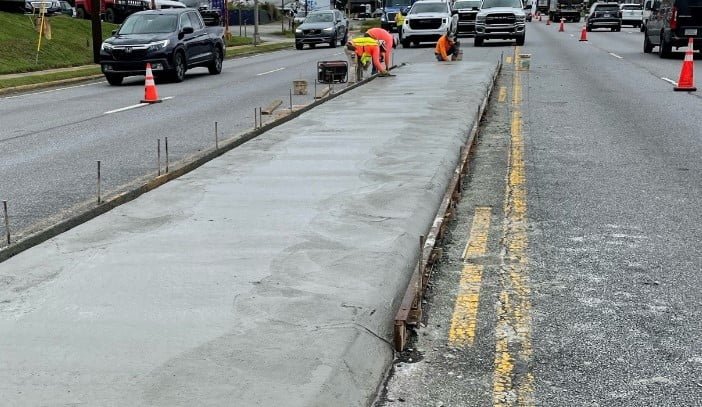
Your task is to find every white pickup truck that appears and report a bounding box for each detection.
[619,3,644,28]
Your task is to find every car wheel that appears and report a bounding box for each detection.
[616,25,621,31]
[401,39,411,48]
[295,42,304,50]
[105,73,123,86]
[643,32,653,53]
[208,46,223,75]
[575,16,581,23]
[341,30,348,45]
[515,34,525,46]
[169,51,186,82]
[105,8,115,23]
[586,24,592,32]
[329,35,337,48]
[474,36,483,46]
[76,6,85,19]
[310,43,316,48]
[640,24,646,32]
[658,34,672,58]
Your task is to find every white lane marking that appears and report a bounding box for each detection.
[256,67,285,76]
[569,34,575,37]
[1,81,103,100]
[661,77,678,85]
[609,52,623,59]
[104,96,173,114]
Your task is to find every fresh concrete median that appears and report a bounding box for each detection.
[0,61,498,406]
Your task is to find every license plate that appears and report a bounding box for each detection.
[685,28,697,36]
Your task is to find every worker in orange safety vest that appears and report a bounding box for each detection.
[365,27,395,70]
[346,37,389,77]
[435,32,460,62]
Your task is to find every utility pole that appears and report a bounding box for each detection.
[90,0,102,63]
[253,0,261,45]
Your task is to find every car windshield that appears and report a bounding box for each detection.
[119,14,178,34]
[481,0,522,8]
[595,4,619,11]
[454,0,481,8]
[304,12,333,22]
[621,4,642,9]
[410,3,447,13]
[386,0,411,6]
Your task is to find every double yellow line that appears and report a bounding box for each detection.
[447,48,534,406]
[492,48,534,407]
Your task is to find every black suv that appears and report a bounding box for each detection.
[643,0,702,57]
[453,0,482,35]
[586,2,622,31]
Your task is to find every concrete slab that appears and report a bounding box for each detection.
[0,61,497,406]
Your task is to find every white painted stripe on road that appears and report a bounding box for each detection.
[1,81,103,100]
[256,67,286,76]
[609,52,623,59]
[103,96,173,115]
[661,77,678,85]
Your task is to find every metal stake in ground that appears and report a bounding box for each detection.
[289,88,293,110]
[3,200,9,245]
[157,138,161,176]
[254,108,258,128]
[215,122,219,149]
[165,137,169,173]
[97,160,101,204]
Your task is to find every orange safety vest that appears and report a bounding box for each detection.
[435,35,454,61]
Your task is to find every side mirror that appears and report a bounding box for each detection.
[182,26,194,34]
[111,29,118,35]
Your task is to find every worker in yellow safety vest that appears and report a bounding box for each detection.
[346,36,389,77]
[395,10,405,41]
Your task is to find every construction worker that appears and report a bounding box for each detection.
[435,32,460,62]
[395,10,405,41]
[365,27,395,69]
[346,36,389,80]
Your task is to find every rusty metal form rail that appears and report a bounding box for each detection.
[393,61,502,352]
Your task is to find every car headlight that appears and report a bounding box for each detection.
[476,15,485,22]
[295,28,302,33]
[381,15,387,22]
[101,42,113,51]
[516,15,526,22]
[147,39,169,51]
[322,27,333,32]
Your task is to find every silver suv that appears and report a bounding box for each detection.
[400,0,458,47]
[474,0,526,46]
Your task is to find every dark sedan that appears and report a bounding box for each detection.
[294,9,348,49]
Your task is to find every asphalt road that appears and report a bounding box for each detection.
[379,21,702,406]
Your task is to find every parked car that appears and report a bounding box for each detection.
[294,9,348,49]
[179,0,220,25]
[642,0,653,31]
[24,0,61,13]
[474,0,527,46]
[453,0,481,36]
[99,8,225,85]
[643,0,702,57]
[400,0,458,47]
[620,3,643,27]
[58,0,74,15]
[586,2,621,32]
[380,0,412,32]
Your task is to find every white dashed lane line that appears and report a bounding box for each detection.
[661,77,678,85]
[256,67,286,76]
[103,96,174,115]
[609,52,623,59]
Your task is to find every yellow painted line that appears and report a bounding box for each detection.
[461,206,492,260]
[498,86,507,103]
[449,207,492,346]
[447,264,483,346]
[493,46,534,407]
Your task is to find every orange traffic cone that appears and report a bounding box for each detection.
[674,37,696,91]
[558,18,565,32]
[141,63,162,103]
[579,25,588,41]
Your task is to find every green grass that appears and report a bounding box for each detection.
[0,12,118,74]
[0,11,293,90]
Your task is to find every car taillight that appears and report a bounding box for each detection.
[670,6,678,30]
